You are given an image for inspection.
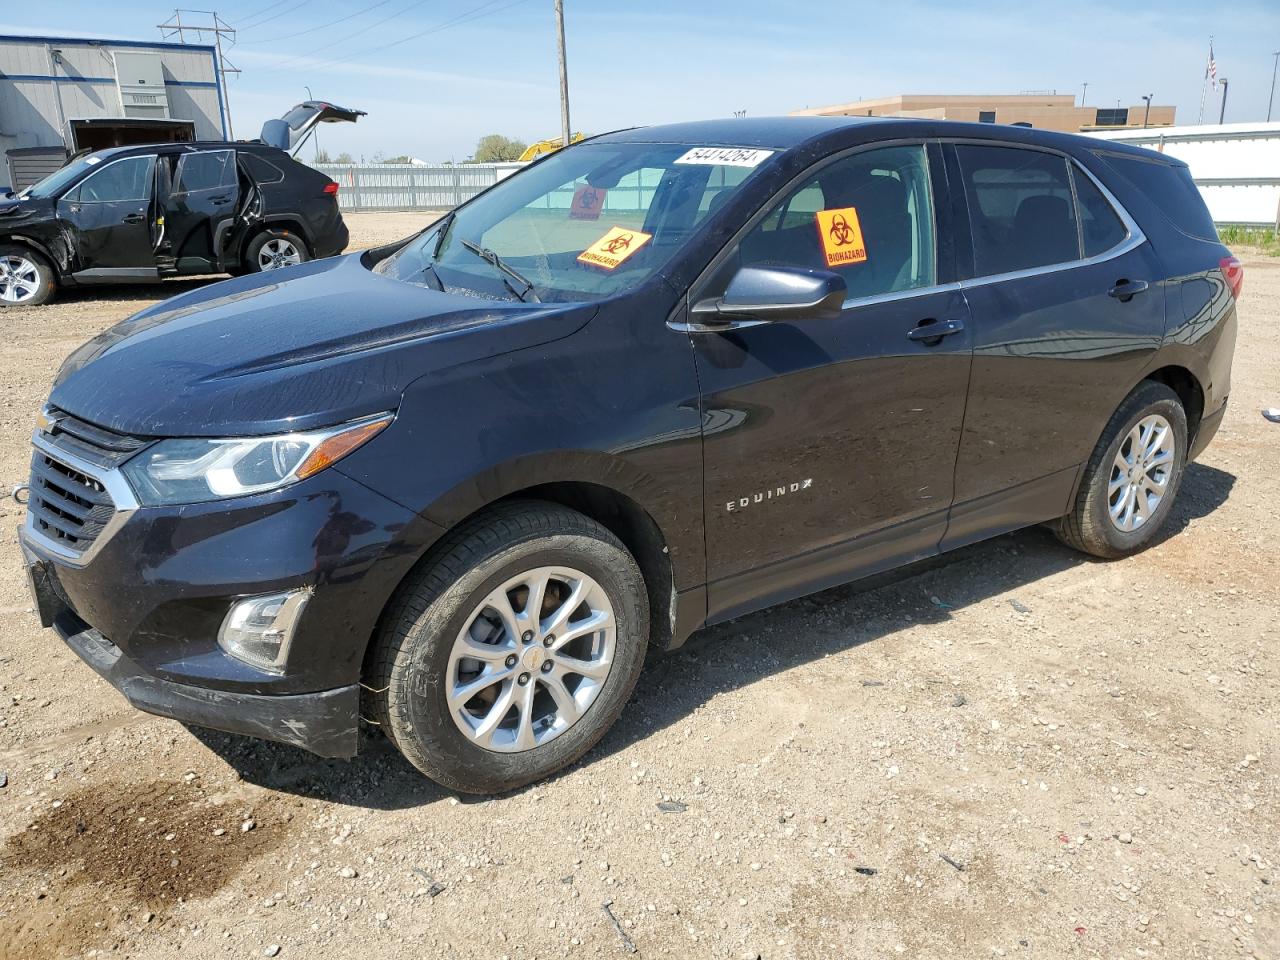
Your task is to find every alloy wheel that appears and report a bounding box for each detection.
[1108,413,1175,532]
[258,238,302,270]
[446,566,616,753]
[0,256,41,303]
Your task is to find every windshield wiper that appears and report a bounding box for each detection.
[458,238,540,303]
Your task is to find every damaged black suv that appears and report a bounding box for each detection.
[0,101,363,306]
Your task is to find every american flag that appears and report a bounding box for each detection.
[1206,42,1217,89]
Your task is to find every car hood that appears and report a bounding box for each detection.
[0,194,54,221]
[50,253,594,437]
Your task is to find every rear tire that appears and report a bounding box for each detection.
[244,229,310,273]
[1054,380,1187,558]
[0,244,56,306]
[367,501,649,794]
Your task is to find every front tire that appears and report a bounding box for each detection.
[368,501,649,794]
[1054,380,1188,558]
[244,229,310,273]
[0,244,56,306]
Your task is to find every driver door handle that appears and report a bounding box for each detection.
[122,212,146,224]
[907,317,965,342]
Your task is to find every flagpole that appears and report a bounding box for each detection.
[1198,36,1211,124]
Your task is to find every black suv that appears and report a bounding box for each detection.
[18,117,1239,794]
[0,102,363,306]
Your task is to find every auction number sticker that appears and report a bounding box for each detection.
[674,147,774,168]
[815,206,867,267]
[578,226,652,270]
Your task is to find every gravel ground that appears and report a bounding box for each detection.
[0,215,1275,960]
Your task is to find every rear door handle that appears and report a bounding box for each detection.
[210,194,232,205]
[907,317,965,343]
[1108,279,1150,301]
[122,212,145,224]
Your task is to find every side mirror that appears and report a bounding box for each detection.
[690,265,847,329]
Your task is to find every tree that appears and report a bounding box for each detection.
[384,155,413,164]
[334,152,354,164]
[314,147,332,163]
[473,134,527,163]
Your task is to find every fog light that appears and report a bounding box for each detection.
[218,589,311,673]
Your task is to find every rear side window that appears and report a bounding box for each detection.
[1073,168,1128,257]
[1098,154,1218,241]
[956,145,1079,275]
[174,150,236,193]
[241,153,285,185]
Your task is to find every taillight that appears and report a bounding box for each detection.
[323,182,339,196]
[1219,255,1243,299]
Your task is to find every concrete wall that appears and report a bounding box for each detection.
[793,94,1176,133]
[0,35,225,158]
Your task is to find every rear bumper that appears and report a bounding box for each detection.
[53,607,359,758]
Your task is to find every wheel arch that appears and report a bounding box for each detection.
[238,217,313,265]
[0,233,65,277]
[359,476,688,692]
[1142,364,1204,444]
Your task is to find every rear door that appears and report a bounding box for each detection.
[260,101,366,156]
[942,141,1166,549]
[163,149,240,271]
[58,154,156,273]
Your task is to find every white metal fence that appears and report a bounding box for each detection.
[1089,123,1280,228]
[314,162,523,211]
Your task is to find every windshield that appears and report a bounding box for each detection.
[374,142,772,302]
[20,155,97,200]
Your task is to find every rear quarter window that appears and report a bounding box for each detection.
[241,153,285,184]
[1096,153,1218,242]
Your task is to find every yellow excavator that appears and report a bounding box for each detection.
[517,133,586,162]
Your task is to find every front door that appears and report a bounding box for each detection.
[687,142,974,622]
[59,154,156,272]
[163,149,241,271]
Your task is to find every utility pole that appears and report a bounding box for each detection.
[1141,94,1153,128]
[554,0,571,149]
[157,9,239,139]
[1080,81,1088,107]
[1268,51,1279,123]
[1218,78,1229,124]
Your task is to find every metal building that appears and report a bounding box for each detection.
[0,33,226,189]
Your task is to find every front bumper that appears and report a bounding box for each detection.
[19,453,444,758]
[52,605,359,757]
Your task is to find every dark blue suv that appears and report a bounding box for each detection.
[17,117,1239,793]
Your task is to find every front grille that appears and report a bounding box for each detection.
[28,409,147,556]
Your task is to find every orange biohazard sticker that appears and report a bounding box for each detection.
[814,207,867,268]
[577,226,652,270]
[569,184,607,220]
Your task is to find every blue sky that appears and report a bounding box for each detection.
[4,1,1279,160]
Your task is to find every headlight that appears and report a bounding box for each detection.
[122,413,392,505]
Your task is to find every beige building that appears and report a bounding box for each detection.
[792,94,1176,133]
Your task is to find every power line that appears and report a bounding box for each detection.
[238,0,400,43]
[262,0,437,71]
[313,0,532,74]
[236,0,312,31]
[231,0,297,29]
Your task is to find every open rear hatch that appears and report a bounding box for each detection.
[259,101,366,157]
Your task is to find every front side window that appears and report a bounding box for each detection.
[71,156,155,203]
[734,144,936,301]
[956,145,1079,275]
[376,142,773,302]
[174,150,236,193]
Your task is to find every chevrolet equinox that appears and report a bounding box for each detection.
[17,118,1239,793]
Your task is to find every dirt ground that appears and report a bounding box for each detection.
[0,213,1275,960]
